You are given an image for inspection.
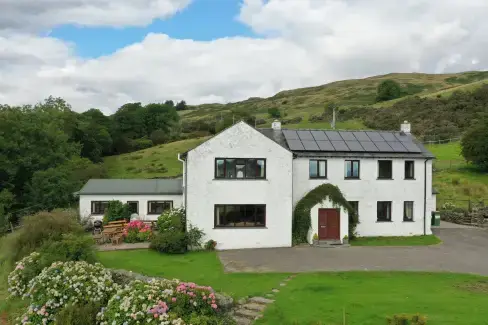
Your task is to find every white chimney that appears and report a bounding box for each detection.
[401,120,411,134]
[272,119,281,130]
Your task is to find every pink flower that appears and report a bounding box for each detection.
[154,314,158,318]
[172,297,177,302]
[211,304,218,309]
[203,296,207,300]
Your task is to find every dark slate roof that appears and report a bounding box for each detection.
[79,179,183,195]
[257,128,434,159]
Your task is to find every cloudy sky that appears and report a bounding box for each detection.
[0,0,487,113]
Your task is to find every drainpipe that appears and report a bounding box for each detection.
[177,154,187,210]
[423,158,428,235]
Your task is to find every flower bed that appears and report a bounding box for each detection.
[99,279,230,325]
[123,220,152,243]
[18,261,118,324]
[8,252,41,297]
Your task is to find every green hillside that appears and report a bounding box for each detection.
[180,71,488,127]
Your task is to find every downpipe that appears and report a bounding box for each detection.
[423,158,428,235]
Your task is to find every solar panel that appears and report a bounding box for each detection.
[331,140,350,151]
[379,132,397,142]
[325,131,342,141]
[353,131,370,141]
[339,131,357,141]
[297,130,314,140]
[394,132,411,142]
[282,130,299,140]
[311,130,328,141]
[402,141,422,153]
[375,142,393,152]
[316,140,334,151]
[345,141,365,151]
[360,141,380,152]
[365,131,385,142]
[302,140,320,151]
[387,141,408,152]
[287,140,304,150]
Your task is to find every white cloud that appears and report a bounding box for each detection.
[0,0,488,112]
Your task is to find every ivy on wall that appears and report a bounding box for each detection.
[292,183,358,244]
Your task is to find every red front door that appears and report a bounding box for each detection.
[318,209,340,240]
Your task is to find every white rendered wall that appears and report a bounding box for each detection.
[185,122,293,250]
[79,194,183,221]
[293,157,433,237]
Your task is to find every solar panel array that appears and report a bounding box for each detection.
[282,130,422,153]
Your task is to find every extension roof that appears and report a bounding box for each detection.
[78,179,183,195]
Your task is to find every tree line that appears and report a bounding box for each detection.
[0,97,186,229]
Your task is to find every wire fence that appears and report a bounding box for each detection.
[422,137,461,145]
[433,159,469,172]
[437,198,488,211]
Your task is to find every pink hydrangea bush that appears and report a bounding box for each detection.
[18,261,118,325]
[8,252,41,297]
[123,220,152,243]
[98,279,225,325]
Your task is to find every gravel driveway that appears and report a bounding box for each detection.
[218,222,488,276]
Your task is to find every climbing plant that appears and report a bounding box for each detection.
[292,183,358,244]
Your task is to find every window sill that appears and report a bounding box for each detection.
[403,220,415,222]
[376,220,392,223]
[344,178,360,180]
[213,178,267,181]
[377,178,393,180]
[213,227,268,229]
[309,178,328,180]
[404,178,416,180]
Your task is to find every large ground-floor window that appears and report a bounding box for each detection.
[148,201,173,215]
[91,201,108,214]
[214,205,266,227]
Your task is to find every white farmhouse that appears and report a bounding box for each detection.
[79,120,436,250]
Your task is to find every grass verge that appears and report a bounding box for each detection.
[350,235,441,246]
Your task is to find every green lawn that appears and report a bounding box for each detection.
[256,272,488,325]
[350,235,441,246]
[98,250,288,298]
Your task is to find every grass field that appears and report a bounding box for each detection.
[350,235,441,246]
[98,250,488,325]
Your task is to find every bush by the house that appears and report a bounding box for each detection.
[150,231,188,254]
[204,240,217,251]
[103,200,131,224]
[54,302,102,325]
[157,207,186,232]
[99,279,230,325]
[123,220,152,243]
[186,223,205,249]
[0,210,84,270]
[19,261,118,324]
[7,252,42,297]
[386,314,427,325]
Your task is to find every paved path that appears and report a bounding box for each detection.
[219,223,488,276]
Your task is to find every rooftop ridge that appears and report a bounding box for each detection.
[257,127,407,133]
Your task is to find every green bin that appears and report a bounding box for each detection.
[431,211,440,226]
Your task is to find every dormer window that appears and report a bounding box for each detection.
[215,158,266,179]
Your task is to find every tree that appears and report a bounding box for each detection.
[268,107,281,118]
[376,80,402,102]
[164,100,175,108]
[150,129,168,145]
[175,100,187,111]
[0,189,14,234]
[461,119,488,171]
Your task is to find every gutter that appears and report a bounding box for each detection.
[177,153,187,210]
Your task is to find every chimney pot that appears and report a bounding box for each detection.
[272,119,281,131]
[401,121,411,134]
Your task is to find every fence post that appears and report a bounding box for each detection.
[468,200,472,212]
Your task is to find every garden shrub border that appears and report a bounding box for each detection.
[292,183,357,244]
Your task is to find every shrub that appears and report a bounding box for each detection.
[0,210,83,270]
[386,314,427,325]
[20,261,117,324]
[267,107,281,118]
[54,302,101,325]
[186,223,205,249]
[103,200,130,224]
[204,240,217,251]
[99,279,226,324]
[7,252,42,297]
[157,207,186,233]
[122,220,152,243]
[151,231,188,254]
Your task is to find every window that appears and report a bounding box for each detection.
[377,201,392,222]
[214,205,266,227]
[345,160,360,179]
[91,201,108,214]
[215,158,266,179]
[127,201,139,214]
[148,201,173,214]
[404,201,414,221]
[309,160,327,179]
[405,161,415,179]
[378,160,393,179]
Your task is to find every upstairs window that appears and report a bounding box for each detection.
[377,201,392,222]
[215,158,266,179]
[405,161,415,179]
[148,201,172,215]
[309,160,327,179]
[91,201,108,215]
[378,160,393,179]
[404,201,414,221]
[345,160,360,179]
